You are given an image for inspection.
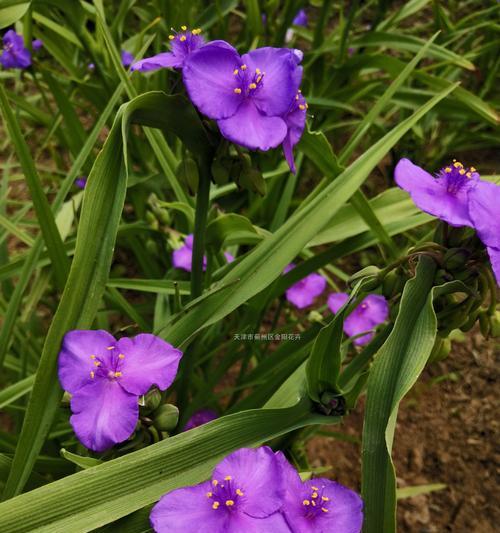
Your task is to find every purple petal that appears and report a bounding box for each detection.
[282,93,307,173]
[32,39,43,50]
[121,49,134,67]
[184,409,218,431]
[58,330,117,394]
[131,52,183,72]
[283,262,295,274]
[224,251,235,263]
[286,273,326,309]
[487,246,500,286]
[344,294,388,346]
[242,47,303,117]
[218,100,288,151]
[213,447,285,518]
[115,334,182,396]
[468,180,500,250]
[292,9,308,27]
[183,43,243,119]
[327,292,349,314]
[172,244,193,271]
[394,158,474,227]
[184,234,194,248]
[150,481,230,533]
[227,511,290,532]
[70,380,138,452]
[75,176,87,189]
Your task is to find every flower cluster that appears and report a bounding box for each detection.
[395,158,500,284]
[132,27,307,173]
[58,330,182,452]
[328,293,389,345]
[150,446,363,533]
[0,30,42,70]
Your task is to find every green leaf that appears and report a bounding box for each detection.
[0,403,327,532]
[0,375,35,410]
[60,449,103,470]
[298,127,343,177]
[0,1,30,29]
[396,483,446,500]
[361,256,438,533]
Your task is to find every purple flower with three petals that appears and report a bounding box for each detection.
[328,293,389,345]
[0,30,31,69]
[150,446,289,532]
[395,158,500,284]
[284,263,327,309]
[131,27,204,72]
[121,49,134,67]
[183,43,303,153]
[184,409,218,431]
[276,452,363,533]
[172,234,207,272]
[58,330,182,452]
[292,9,309,27]
[282,90,307,173]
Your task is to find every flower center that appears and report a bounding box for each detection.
[168,26,202,53]
[437,160,479,195]
[233,66,265,97]
[302,484,331,519]
[88,346,125,380]
[206,475,245,511]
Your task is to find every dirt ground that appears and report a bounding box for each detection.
[307,331,499,532]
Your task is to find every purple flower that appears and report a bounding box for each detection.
[184,409,218,431]
[32,39,43,51]
[284,263,327,309]
[328,293,389,345]
[121,49,134,67]
[88,62,95,71]
[395,158,500,284]
[276,452,363,533]
[172,234,207,272]
[75,176,87,189]
[150,446,289,532]
[292,9,308,27]
[224,251,235,263]
[0,30,31,70]
[183,43,303,151]
[131,27,204,72]
[282,90,307,173]
[58,330,182,452]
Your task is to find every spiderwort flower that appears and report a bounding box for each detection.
[183,43,303,152]
[395,158,500,284]
[32,39,43,51]
[131,27,204,72]
[75,176,87,189]
[0,30,31,69]
[121,49,134,67]
[172,234,207,272]
[224,251,235,263]
[184,409,218,431]
[150,446,289,532]
[58,330,182,452]
[293,9,308,27]
[276,452,363,533]
[328,293,389,345]
[284,263,327,309]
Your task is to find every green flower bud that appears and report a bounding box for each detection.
[382,270,405,298]
[152,404,179,432]
[428,337,451,363]
[143,388,162,412]
[443,248,470,271]
[491,311,500,338]
[317,391,346,416]
[307,310,324,323]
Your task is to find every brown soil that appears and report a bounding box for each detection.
[307,331,499,532]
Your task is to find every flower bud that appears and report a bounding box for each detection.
[211,157,231,185]
[428,337,451,363]
[443,248,470,271]
[152,404,179,432]
[307,310,324,323]
[238,166,266,196]
[317,392,346,416]
[382,270,404,298]
[349,265,381,289]
[143,388,162,412]
[491,311,500,338]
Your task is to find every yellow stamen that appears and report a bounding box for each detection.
[180,35,187,42]
[225,500,235,506]
[453,161,463,168]
[168,35,175,40]
[311,500,316,507]
[90,355,96,359]
[234,88,242,94]
[236,489,244,496]
[322,496,330,501]
[256,76,262,83]
[249,83,257,89]
[459,169,466,175]
[321,507,329,513]
[299,104,306,110]
[181,25,187,31]
[192,28,202,35]
[212,502,220,509]
[470,166,476,172]
[302,500,310,506]
[206,491,213,498]
[118,354,125,359]
[224,476,232,481]
[212,479,218,486]
[312,492,318,498]
[240,64,247,70]
[90,371,95,379]
[106,346,114,350]
[295,94,299,100]
[94,361,101,367]
[255,68,261,74]
[445,167,452,173]
[233,69,239,75]
[466,172,472,178]
[305,103,309,109]
[114,371,122,377]
[311,486,319,491]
